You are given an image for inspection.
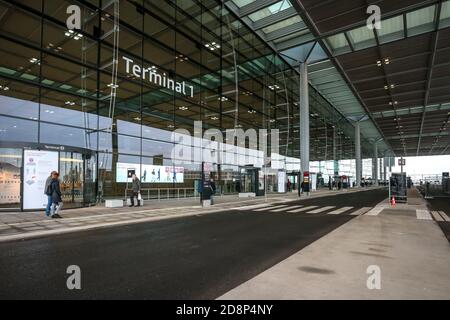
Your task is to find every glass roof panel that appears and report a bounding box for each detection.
[440,0,450,28]
[262,15,302,33]
[325,33,351,55]
[347,25,376,50]
[407,5,436,36]
[378,15,404,44]
[248,0,292,22]
[273,28,311,44]
[231,0,255,8]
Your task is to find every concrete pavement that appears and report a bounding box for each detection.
[219,188,450,300]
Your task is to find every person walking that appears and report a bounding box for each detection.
[49,172,63,219]
[287,179,292,192]
[210,178,217,205]
[197,180,203,204]
[129,174,141,207]
[44,171,56,216]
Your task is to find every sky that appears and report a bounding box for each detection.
[388,155,450,178]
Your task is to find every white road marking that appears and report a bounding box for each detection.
[306,206,335,214]
[327,206,354,215]
[431,211,444,222]
[365,207,385,216]
[288,206,318,213]
[270,205,303,212]
[350,207,372,216]
[236,203,273,211]
[416,209,433,220]
[439,211,450,222]
[254,205,289,212]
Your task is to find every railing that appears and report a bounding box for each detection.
[125,188,199,201]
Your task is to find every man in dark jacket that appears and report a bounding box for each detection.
[210,179,217,205]
[44,171,57,216]
[50,172,62,219]
[129,174,141,207]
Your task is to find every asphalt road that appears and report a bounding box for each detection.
[0,188,387,299]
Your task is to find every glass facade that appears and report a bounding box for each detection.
[0,0,360,209]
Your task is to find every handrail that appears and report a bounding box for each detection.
[124,187,199,201]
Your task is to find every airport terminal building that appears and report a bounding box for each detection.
[2,0,445,210]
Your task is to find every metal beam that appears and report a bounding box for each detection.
[417,10,441,156]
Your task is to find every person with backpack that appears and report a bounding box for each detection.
[49,172,63,219]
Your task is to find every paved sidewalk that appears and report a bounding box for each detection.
[219,187,450,300]
[0,187,382,242]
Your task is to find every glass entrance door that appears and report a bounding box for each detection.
[0,148,22,209]
[59,152,84,209]
[241,167,257,193]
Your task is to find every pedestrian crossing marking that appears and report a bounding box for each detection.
[288,206,318,213]
[327,206,354,215]
[439,211,450,222]
[366,207,384,216]
[237,203,273,211]
[431,211,444,222]
[270,205,303,212]
[254,204,289,212]
[350,207,372,216]
[416,209,433,220]
[307,206,335,214]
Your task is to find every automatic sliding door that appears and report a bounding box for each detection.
[0,148,22,209]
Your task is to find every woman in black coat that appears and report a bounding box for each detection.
[50,172,63,218]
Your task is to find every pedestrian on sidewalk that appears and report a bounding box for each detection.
[287,179,291,192]
[197,180,203,204]
[129,174,141,207]
[210,179,217,205]
[44,170,57,216]
[49,172,63,219]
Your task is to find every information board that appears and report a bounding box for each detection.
[23,150,59,210]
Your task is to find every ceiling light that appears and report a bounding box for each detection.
[134,117,141,121]
[268,85,281,91]
[167,124,174,128]
[178,106,189,111]
[389,101,398,106]
[218,96,228,102]
[65,101,75,106]
[64,29,83,40]
[29,58,40,65]
[205,42,220,51]
[211,117,219,121]
[107,83,119,89]
[376,58,390,67]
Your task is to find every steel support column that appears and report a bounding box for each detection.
[355,122,362,187]
[300,62,310,174]
[373,142,378,186]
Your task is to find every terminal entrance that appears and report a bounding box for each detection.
[0,147,96,211]
[239,166,265,196]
